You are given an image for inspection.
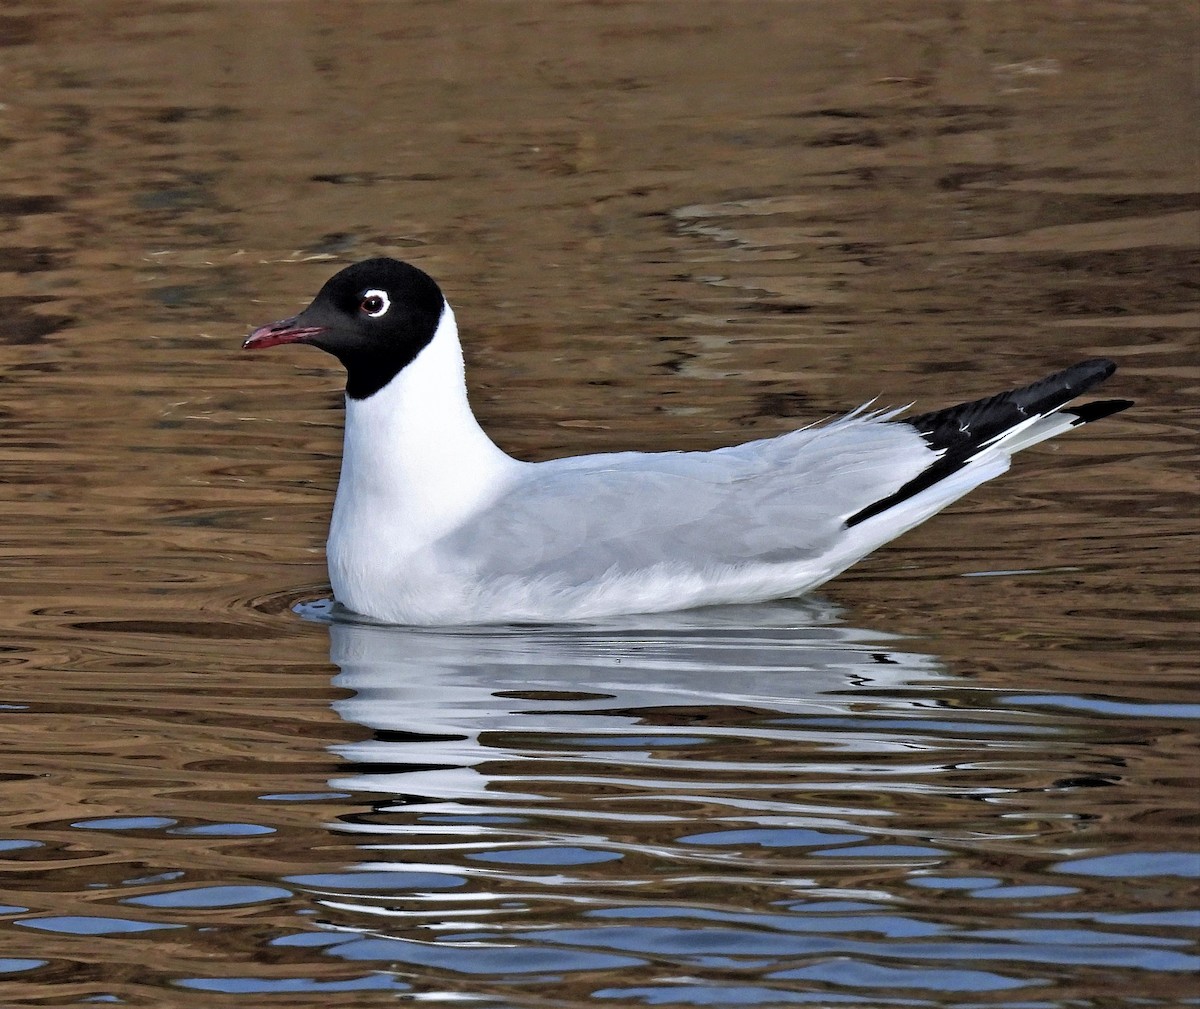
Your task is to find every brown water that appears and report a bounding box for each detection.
[0,2,1197,1006]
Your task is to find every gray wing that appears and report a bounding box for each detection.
[437,414,934,584]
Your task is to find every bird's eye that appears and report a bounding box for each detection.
[359,289,390,318]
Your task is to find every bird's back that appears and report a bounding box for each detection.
[421,414,935,621]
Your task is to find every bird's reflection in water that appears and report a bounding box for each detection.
[303,598,947,810]
[298,598,956,920]
[289,603,1140,1001]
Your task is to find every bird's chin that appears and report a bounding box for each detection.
[242,321,329,350]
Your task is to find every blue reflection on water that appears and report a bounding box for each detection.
[124,885,291,908]
[16,916,181,935]
[176,975,411,994]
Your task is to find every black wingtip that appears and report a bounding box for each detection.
[1071,357,1116,384]
[1068,398,1134,425]
[845,360,1129,529]
[904,358,1122,452]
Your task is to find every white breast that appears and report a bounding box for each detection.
[326,304,526,617]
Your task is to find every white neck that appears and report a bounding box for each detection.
[330,304,521,551]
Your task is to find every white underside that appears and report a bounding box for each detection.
[326,307,1084,626]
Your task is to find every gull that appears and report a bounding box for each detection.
[244,258,1130,625]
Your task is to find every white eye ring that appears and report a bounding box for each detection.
[360,289,390,318]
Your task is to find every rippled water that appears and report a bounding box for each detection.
[0,2,1196,1006]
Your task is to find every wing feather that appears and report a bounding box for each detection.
[438,415,932,583]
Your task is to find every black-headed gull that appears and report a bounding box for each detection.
[244,258,1130,625]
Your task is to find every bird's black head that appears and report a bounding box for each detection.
[244,258,445,399]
